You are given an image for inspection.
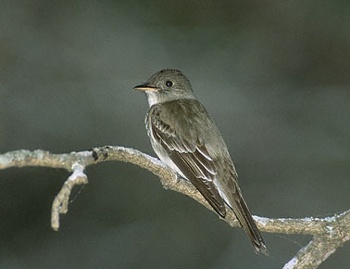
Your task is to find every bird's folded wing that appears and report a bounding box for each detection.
[150,105,226,217]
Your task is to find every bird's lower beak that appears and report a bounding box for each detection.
[133,84,158,92]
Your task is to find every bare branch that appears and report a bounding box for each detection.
[283,210,350,269]
[51,163,88,230]
[0,146,349,269]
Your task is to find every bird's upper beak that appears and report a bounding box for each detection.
[133,83,159,92]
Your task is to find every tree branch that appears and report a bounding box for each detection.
[0,146,349,268]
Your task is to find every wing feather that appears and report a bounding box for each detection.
[149,104,226,217]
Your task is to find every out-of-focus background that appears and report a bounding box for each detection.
[1,1,349,268]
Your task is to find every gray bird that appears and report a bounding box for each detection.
[134,69,267,254]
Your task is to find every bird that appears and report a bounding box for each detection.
[134,69,267,254]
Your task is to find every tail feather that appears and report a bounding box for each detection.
[233,194,268,255]
[228,192,268,255]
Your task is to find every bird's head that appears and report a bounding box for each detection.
[134,69,195,106]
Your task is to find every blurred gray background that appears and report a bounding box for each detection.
[1,0,350,268]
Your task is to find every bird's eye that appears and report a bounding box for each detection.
[165,80,173,87]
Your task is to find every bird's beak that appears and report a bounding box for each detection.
[133,83,159,92]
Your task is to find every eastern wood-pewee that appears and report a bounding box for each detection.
[134,69,267,254]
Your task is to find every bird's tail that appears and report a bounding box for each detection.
[227,191,268,255]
